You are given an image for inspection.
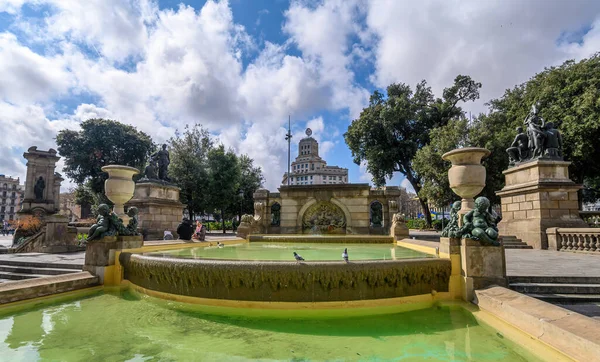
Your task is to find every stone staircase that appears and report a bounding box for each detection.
[508,276,600,303]
[0,260,82,283]
[501,235,533,249]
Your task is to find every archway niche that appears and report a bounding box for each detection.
[301,201,346,234]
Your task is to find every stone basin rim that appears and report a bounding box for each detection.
[442,147,491,161]
[130,253,438,265]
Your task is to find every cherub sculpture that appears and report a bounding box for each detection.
[118,206,139,236]
[460,196,501,246]
[87,204,118,241]
[441,201,462,238]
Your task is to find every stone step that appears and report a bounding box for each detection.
[0,265,80,275]
[0,272,99,304]
[508,276,600,284]
[504,244,534,249]
[510,282,600,294]
[0,259,83,270]
[0,271,48,280]
[525,293,600,303]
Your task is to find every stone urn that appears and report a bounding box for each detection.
[442,147,490,215]
[102,165,139,223]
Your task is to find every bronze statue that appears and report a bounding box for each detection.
[507,102,564,166]
[87,204,118,241]
[543,122,563,158]
[34,176,45,200]
[506,127,529,165]
[119,207,139,236]
[460,196,501,246]
[152,144,170,181]
[144,156,159,180]
[524,102,546,158]
[441,201,462,238]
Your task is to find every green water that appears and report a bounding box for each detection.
[0,290,545,362]
[146,242,433,261]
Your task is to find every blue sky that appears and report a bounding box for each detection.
[1,0,599,191]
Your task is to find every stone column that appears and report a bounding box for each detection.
[496,160,587,249]
[53,173,63,212]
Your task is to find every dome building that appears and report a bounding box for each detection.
[281,128,348,186]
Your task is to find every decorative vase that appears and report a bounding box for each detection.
[442,147,490,215]
[102,165,139,223]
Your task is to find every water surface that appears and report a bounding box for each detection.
[0,290,547,361]
[146,242,433,261]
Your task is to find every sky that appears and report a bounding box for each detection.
[1,0,600,193]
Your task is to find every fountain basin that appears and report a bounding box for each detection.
[119,252,451,303]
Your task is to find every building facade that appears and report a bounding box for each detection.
[281,128,348,186]
[0,175,24,221]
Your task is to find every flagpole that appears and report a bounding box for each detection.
[285,115,292,185]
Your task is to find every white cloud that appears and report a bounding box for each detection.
[366,0,600,114]
[2,0,600,195]
[400,178,415,194]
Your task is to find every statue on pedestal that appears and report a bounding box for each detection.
[460,196,501,246]
[441,201,462,238]
[34,176,45,200]
[506,102,564,166]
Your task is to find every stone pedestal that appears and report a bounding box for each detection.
[83,235,143,283]
[460,238,507,302]
[496,160,587,249]
[126,182,185,240]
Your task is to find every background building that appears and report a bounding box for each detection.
[281,128,348,185]
[0,175,24,221]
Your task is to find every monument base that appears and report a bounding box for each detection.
[126,182,185,241]
[496,159,587,249]
[460,238,507,302]
[84,235,143,283]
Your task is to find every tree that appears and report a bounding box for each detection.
[413,53,600,206]
[413,119,469,207]
[344,75,481,226]
[207,145,241,233]
[56,119,154,203]
[226,154,265,222]
[168,124,213,219]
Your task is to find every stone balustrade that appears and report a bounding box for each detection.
[547,227,600,253]
[579,210,600,228]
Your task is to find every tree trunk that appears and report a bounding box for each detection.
[404,174,433,228]
[221,208,226,234]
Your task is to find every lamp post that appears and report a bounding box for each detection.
[285,115,292,185]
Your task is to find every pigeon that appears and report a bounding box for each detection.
[293,252,305,262]
[342,248,349,262]
[217,242,224,248]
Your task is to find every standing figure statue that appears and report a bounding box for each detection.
[441,201,462,238]
[524,102,546,158]
[33,176,45,200]
[460,197,501,246]
[506,127,530,165]
[152,144,170,181]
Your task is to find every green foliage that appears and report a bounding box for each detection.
[207,145,241,232]
[226,154,264,219]
[56,119,154,199]
[413,119,468,207]
[412,53,600,206]
[406,219,427,230]
[168,124,213,219]
[345,75,481,226]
